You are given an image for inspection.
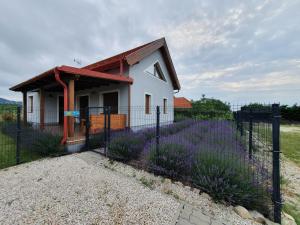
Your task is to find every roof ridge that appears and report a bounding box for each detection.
[82,38,163,70]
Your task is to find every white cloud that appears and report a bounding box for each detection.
[0,0,299,105]
[220,72,300,92]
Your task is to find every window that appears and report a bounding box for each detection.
[154,62,166,81]
[28,96,33,113]
[144,61,166,82]
[163,98,167,114]
[145,94,151,114]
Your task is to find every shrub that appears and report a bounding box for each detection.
[160,119,194,136]
[89,132,105,148]
[32,134,63,156]
[108,132,146,161]
[191,150,272,215]
[1,112,15,121]
[141,127,156,141]
[148,137,195,178]
[1,123,65,156]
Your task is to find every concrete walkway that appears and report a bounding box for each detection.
[175,204,226,225]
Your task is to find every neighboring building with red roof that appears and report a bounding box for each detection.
[10,38,181,149]
[174,97,192,109]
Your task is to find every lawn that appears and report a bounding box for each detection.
[280,124,300,224]
[0,131,17,169]
[0,130,42,169]
[281,125,300,166]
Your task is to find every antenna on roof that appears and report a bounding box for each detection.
[73,58,82,66]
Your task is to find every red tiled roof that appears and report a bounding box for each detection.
[174,97,192,109]
[9,66,132,91]
[83,37,180,90]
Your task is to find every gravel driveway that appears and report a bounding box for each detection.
[0,152,180,225]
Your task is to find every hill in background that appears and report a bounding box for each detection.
[0,97,21,105]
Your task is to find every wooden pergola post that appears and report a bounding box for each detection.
[40,88,45,130]
[22,91,27,125]
[68,79,75,137]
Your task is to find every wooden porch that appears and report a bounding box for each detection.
[11,65,133,145]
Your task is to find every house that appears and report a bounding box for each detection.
[10,37,181,147]
[174,97,192,109]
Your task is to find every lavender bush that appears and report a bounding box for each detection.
[147,137,196,178]
[191,149,272,216]
[107,131,146,161]
[89,132,105,148]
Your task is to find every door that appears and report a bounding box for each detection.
[103,92,118,114]
[79,96,89,120]
[58,96,64,124]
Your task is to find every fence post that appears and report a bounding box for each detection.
[156,106,160,163]
[85,107,90,150]
[236,111,240,129]
[16,106,21,164]
[272,104,281,224]
[107,106,111,149]
[240,111,244,136]
[104,107,107,155]
[249,109,253,159]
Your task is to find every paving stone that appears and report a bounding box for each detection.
[192,209,212,221]
[181,204,193,220]
[211,219,224,225]
[177,218,194,225]
[190,213,211,225]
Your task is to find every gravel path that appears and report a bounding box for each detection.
[0,153,180,225]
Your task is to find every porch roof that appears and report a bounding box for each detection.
[10,65,133,92]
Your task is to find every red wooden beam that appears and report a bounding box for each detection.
[54,68,68,144]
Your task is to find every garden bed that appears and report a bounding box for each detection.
[105,119,274,219]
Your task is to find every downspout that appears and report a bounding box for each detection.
[54,68,68,144]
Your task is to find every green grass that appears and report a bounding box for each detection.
[0,130,41,169]
[280,125,300,224]
[283,199,300,225]
[281,132,300,166]
[0,131,17,169]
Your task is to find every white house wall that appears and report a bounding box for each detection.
[26,50,175,128]
[27,91,40,124]
[129,49,174,127]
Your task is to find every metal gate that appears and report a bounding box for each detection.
[85,106,111,155]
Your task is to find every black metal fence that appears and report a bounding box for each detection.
[0,107,67,169]
[0,103,281,223]
[84,104,281,223]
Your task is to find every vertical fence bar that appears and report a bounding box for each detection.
[104,107,107,155]
[16,106,21,164]
[85,107,90,150]
[240,111,244,136]
[107,106,111,149]
[156,106,160,163]
[249,109,253,159]
[272,104,281,224]
[236,111,239,129]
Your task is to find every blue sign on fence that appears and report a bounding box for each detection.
[64,111,80,117]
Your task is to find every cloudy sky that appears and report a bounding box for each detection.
[0,0,299,105]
